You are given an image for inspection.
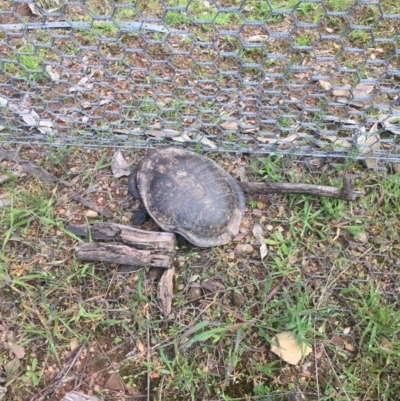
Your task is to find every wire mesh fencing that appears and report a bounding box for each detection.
[0,0,399,162]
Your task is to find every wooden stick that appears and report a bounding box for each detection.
[240,176,362,201]
[75,242,174,268]
[67,222,176,252]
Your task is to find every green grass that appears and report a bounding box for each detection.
[2,147,399,400]
[3,44,47,81]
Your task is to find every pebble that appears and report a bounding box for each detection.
[86,210,98,218]
[187,286,202,301]
[354,232,368,244]
[235,244,254,253]
[231,292,246,307]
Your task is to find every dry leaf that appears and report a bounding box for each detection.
[318,80,332,91]
[61,391,105,401]
[172,133,192,142]
[111,151,130,178]
[98,97,112,106]
[332,85,351,98]
[158,267,174,316]
[196,135,218,149]
[235,244,254,253]
[21,109,40,126]
[220,121,239,130]
[320,134,351,148]
[257,137,277,144]
[147,129,181,138]
[201,279,225,293]
[10,345,25,359]
[270,331,312,365]
[356,125,380,169]
[353,82,374,98]
[247,35,268,42]
[45,65,60,81]
[27,3,40,15]
[105,373,124,391]
[381,114,400,135]
[252,224,268,260]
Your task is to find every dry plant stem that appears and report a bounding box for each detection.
[68,192,113,218]
[265,279,284,304]
[67,222,176,251]
[75,242,175,268]
[240,176,362,201]
[146,309,151,401]
[0,149,72,186]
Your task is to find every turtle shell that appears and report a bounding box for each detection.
[129,147,245,247]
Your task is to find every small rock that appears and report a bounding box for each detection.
[354,232,368,244]
[86,210,98,218]
[235,244,254,253]
[231,292,246,307]
[318,80,332,91]
[187,286,202,301]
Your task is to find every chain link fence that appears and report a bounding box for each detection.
[0,0,399,161]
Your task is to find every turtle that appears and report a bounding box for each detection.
[128,146,245,247]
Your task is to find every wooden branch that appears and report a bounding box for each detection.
[240,176,362,201]
[67,222,176,252]
[75,242,174,268]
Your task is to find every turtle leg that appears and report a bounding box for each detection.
[132,205,149,226]
[128,168,149,225]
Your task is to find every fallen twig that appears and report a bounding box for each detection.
[0,149,72,187]
[240,176,362,201]
[68,192,113,218]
